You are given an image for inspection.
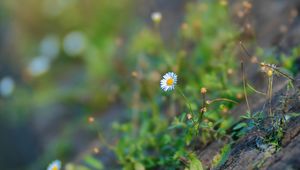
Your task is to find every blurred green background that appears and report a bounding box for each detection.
[0,0,135,169]
[0,0,190,169]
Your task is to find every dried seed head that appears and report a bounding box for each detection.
[131,71,138,78]
[201,87,207,94]
[251,56,258,63]
[88,116,95,123]
[187,113,192,120]
[200,107,207,113]
[93,147,100,154]
[227,68,233,75]
[260,62,268,72]
[243,1,252,11]
[245,23,252,29]
[222,107,229,113]
[237,10,245,18]
[181,23,188,31]
[236,93,243,99]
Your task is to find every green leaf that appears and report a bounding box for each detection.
[240,112,252,119]
[288,112,300,118]
[233,122,247,130]
[134,162,145,170]
[217,144,231,167]
[180,112,187,122]
[189,157,203,170]
[65,163,91,170]
[84,155,104,170]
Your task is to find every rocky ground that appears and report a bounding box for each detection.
[197,0,300,169]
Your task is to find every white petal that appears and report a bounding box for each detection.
[160,72,177,91]
[47,160,61,170]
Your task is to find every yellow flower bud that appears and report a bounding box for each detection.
[267,70,273,77]
[201,87,207,94]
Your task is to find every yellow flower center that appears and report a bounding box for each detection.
[52,166,58,170]
[166,78,174,86]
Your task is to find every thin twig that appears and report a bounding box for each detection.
[239,41,252,115]
[208,98,238,105]
[247,83,266,95]
[239,41,252,59]
[241,62,252,115]
[179,156,189,166]
[267,75,273,117]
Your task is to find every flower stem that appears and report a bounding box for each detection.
[177,88,194,116]
[199,93,206,123]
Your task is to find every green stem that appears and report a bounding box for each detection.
[208,98,238,105]
[247,83,266,95]
[199,93,206,123]
[267,75,273,117]
[177,88,194,116]
[241,62,252,116]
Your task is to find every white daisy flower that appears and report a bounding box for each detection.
[47,160,61,170]
[151,12,162,23]
[160,72,177,91]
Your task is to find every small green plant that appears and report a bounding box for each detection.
[110,1,247,169]
[79,1,299,169]
[236,42,298,151]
